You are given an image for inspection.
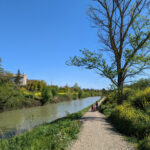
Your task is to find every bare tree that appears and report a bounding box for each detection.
[67,0,150,104]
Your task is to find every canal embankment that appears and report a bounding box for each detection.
[0,96,100,139]
[0,98,102,150]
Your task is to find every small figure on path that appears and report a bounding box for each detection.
[93,104,97,111]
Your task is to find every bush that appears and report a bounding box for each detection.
[110,103,150,139]
[71,93,78,99]
[122,88,133,101]
[41,87,52,104]
[105,91,118,104]
[78,90,83,99]
[138,136,150,150]
[0,85,41,111]
[51,87,58,97]
[82,92,91,98]
[130,87,150,110]
[100,103,116,117]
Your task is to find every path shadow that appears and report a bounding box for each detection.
[79,115,110,123]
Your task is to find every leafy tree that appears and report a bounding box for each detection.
[41,86,52,104]
[50,86,58,97]
[14,69,22,85]
[26,80,47,92]
[101,88,107,95]
[67,0,150,104]
[73,83,80,92]
[78,90,83,98]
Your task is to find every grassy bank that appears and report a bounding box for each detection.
[0,103,93,150]
[100,85,150,150]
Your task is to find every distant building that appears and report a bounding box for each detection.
[12,74,27,85]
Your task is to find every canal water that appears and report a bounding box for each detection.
[0,96,100,138]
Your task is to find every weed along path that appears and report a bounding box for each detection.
[69,98,134,150]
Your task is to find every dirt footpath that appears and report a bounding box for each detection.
[69,108,134,150]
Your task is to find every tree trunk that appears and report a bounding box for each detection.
[117,85,123,104]
[117,73,124,104]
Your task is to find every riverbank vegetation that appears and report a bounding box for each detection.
[0,59,101,112]
[0,106,90,150]
[100,78,150,150]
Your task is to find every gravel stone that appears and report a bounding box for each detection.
[69,106,135,150]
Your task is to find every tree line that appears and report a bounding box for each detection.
[0,59,101,111]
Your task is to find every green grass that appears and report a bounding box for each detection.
[0,105,90,150]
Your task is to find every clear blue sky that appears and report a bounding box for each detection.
[1,0,148,89]
[0,0,110,89]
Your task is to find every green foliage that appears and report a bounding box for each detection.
[78,90,83,99]
[0,85,40,111]
[138,136,150,150]
[73,83,80,92]
[14,69,22,85]
[41,86,52,104]
[100,80,150,149]
[110,103,150,139]
[26,80,47,92]
[128,78,150,90]
[101,88,107,95]
[59,86,69,93]
[105,91,118,104]
[130,87,150,110]
[0,106,89,150]
[71,93,78,100]
[99,91,117,117]
[50,86,58,97]
[100,103,115,117]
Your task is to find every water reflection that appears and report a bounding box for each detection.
[0,96,100,139]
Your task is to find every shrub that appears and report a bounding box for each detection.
[41,87,52,104]
[100,103,116,117]
[110,103,150,139]
[138,136,150,150]
[0,85,40,111]
[130,87,150,110]
[71,93,78,99]
[78,90,83,99]
[105,91,118,104]
[122,88,133,101]
[82,92,91,98]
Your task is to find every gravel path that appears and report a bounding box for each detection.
[69,102,135,150]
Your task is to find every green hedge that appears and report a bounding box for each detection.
[130,87,150,110]
[138,136,150,150]
[110,103,150,139]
